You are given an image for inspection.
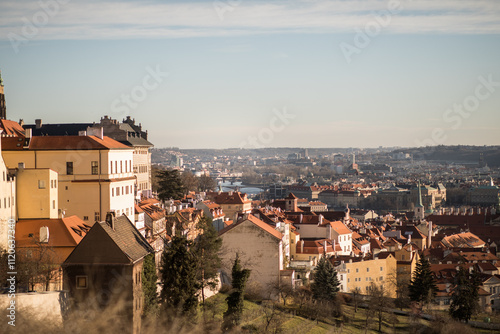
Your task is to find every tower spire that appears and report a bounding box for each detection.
[0,69,6,120]
[417,181,423,208]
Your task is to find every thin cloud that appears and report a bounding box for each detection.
[0,0,499,41]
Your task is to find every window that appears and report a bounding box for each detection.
[380,267,383,271]
[76,276,88,289]
[95,212,100,222]
[66,162,73,175]
[91,161,98,175]
[120,161,123,173]
[83,216,89,221]
[367,268,370,272]
[115,161,118,173]
[38,180,46,189]
[110,161,113,174]
[53,200,56,209]
[356,268,359,273]
[117,187,120,196]
[129,160,132,172]
[112,188,114,197]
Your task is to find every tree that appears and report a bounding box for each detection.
[311,255,340,303]
[181,171,199,195]
[199,174,217,192]
[159,235,200,316]
[352,287,361,313]
[15,237,61,292]
[193,217,222,306]
[395,277,411,310]
[408,256,437,307]
[368,283,393,332]
[222,254,251,332]
[142,253,159,317]
[157,169,185,201]
[449,266,481,323]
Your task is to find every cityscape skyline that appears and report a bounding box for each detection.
[0,0,499,149]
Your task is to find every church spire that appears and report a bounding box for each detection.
[417,181,424,208]
[0,69,6,120]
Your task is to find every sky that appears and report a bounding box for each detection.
[0,0,499,149]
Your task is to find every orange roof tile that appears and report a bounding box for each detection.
[0,119,25,137]
[219,214,282,240]
[16,216,89,248]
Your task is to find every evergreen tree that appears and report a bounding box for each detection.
[408,256,437,305]
[193,217,222,305]
[159,235,200,316]
[311,255,340,302]
[222,254,251,332]
[449,266,481,323]
[142,253,159,317]
[157,169,185,201]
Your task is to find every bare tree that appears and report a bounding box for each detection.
[17,237,61,291]
[368,283,393,332]
[260,301,287,333]
[352,287,361,313]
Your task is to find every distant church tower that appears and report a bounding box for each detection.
[414,181,425,221]
[0,70,6,119]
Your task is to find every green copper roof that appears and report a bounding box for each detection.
[416,181,424,208]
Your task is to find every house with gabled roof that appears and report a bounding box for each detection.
[196,200,226,231]
[63,213,153,334]
[218,214,285,298]
[206,191,252,220]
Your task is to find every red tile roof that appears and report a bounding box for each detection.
[219,214,282,240]
[1,135,130,151]
[16,215,89,248]
[330,220,351,235]
[0,119,25,137]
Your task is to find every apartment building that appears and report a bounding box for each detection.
[1,134,135,224]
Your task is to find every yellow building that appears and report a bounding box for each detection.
[207,191,252,220]
[16,167,58,219]
[334,254,397,298]
[1,135,135,224]
[394,244,420,282]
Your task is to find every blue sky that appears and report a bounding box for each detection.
[0,0,499,149]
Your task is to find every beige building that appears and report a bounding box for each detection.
[16,167,58,219]
[334,254,397,297]
[87,116,153,199]
[0,130,16,250]
[1,134,135,224]
[207,191,251,220]
[219,214,283,298]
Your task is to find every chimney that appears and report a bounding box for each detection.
[428,221,432,248]
[24,128,32,139]
[19,119,24,126]
[106,212,116,230]
[299,213,303,224]
[323,240,327,254]
[35,119,42,129]
[319,214,324,225]
[39,226,49,243]
[301,240,304,253]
